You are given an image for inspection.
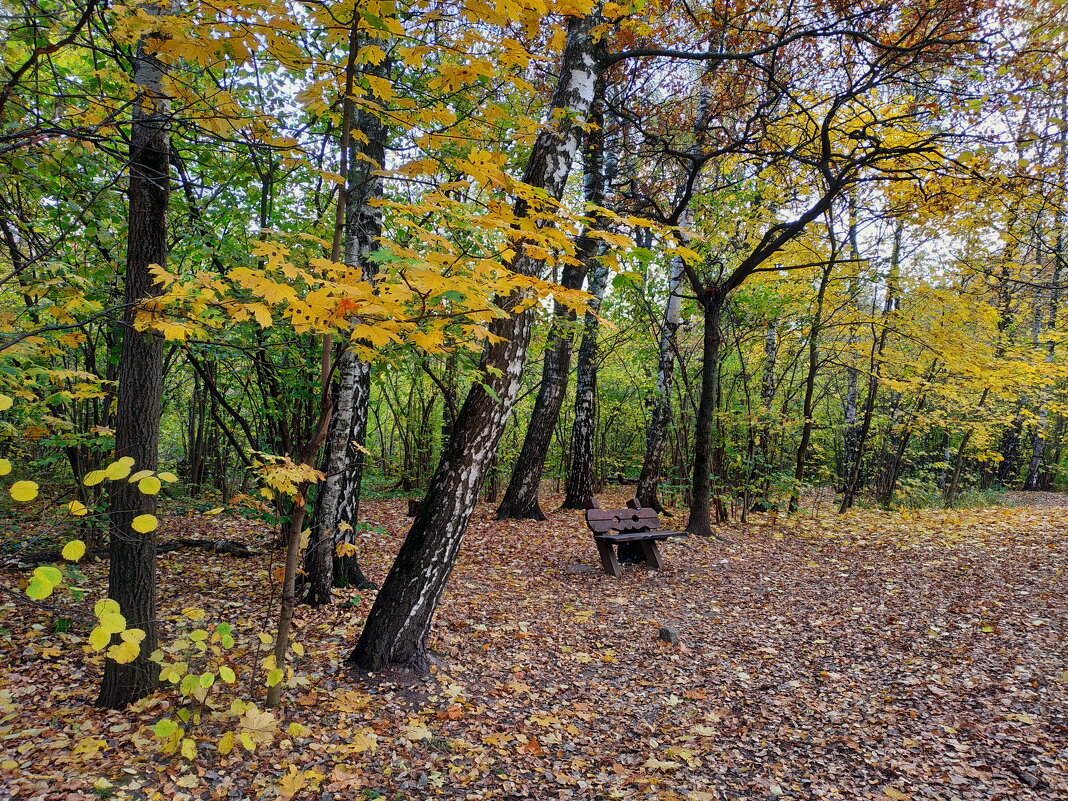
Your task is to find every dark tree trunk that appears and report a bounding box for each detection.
[348,10,602,674]
[304,31,386,605]
[879,360,939,507]
[636,250,686,512]
[97,24,168,710]
[500,79,608,519]
[790,262,832,513]
[686,290,725,537]
[495,81,606,521]
[840,222,900,514]
[495,261,585,520]
[561,259,609,509]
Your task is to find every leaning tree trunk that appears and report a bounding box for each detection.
[499,78,608,520]
[304,30,386,606]
[97,18,168,710]
[495,260,586,520]
[686,289,725,537]
[348,9,603,674]
[636,249,686,512]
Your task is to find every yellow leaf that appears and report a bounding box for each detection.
[279,767,307,800]
[267,668,284,687]
[26,577,53,600]
[66,501,88,517]
[182,607,205,620]
[217,731,235,755]
[240,732,256,751]
[120,628,145,644]
[883,788,910,801]
[98,612,126,634]
[128,470,154,482]
[158,471,179,483]
[205,507,225,515]
[137,476,160,495]
[0,459,10,476]
[107,639,140,664]
[10,480,38,502]
[88,626,111,651]
[348,727,377,753]
[238,707,277,746]
[94,598,119,617]
[401,721,432,741]
[105,458,134,480]
[0,394,12,411]
[83,470,107,486]
[33,565,62,585]
[131,514,158,533]
[61,540,86,561]
[291,641,304,657]
[176,774,198,789]
[180,737,196,760]
[219,666,236,684]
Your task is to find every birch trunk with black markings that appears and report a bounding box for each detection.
[349,9,603,673]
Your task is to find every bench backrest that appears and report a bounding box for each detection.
[585,505,662,534]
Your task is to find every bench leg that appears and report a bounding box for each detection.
[641,539,664,570]
[595,540,622,579]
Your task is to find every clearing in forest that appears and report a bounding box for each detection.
[1,492,1066,800]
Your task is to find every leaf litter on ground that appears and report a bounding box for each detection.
[0,489,1066,800]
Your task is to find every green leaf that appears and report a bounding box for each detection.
[26,577,53,600]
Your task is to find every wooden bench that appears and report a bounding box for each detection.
[584,499,687,578]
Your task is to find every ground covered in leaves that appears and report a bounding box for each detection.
[1,490,1067,800]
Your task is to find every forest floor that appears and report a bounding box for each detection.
[0,489,1066,801]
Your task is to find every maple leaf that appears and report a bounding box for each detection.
[238,707,277,747]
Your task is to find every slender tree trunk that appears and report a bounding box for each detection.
[1025,225,1063,490]
[841,197,862,487]
[304,27,385,605]
[97,16,169,710]
[839,221,900,514]
[754,320,778,505]
[880,360,939,507]
[636,250,687,512]
[501,80,608,519]
[790,262,833,512]
[348,9,603,674]
[495,261,586,520]
[561,257,609,509]
[943,378,995,507]
[686,290,725,536]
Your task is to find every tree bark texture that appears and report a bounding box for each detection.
[499,75,607,519]
[561,257,609,509]
[348,9,602,674]
[636,251,686,512]
[304,35,387,605]
[686,290,725,537]
[790,262,832,513]
[97,22,168,710]
[495,261,585,520]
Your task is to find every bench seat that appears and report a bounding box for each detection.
[584,500,687,578]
